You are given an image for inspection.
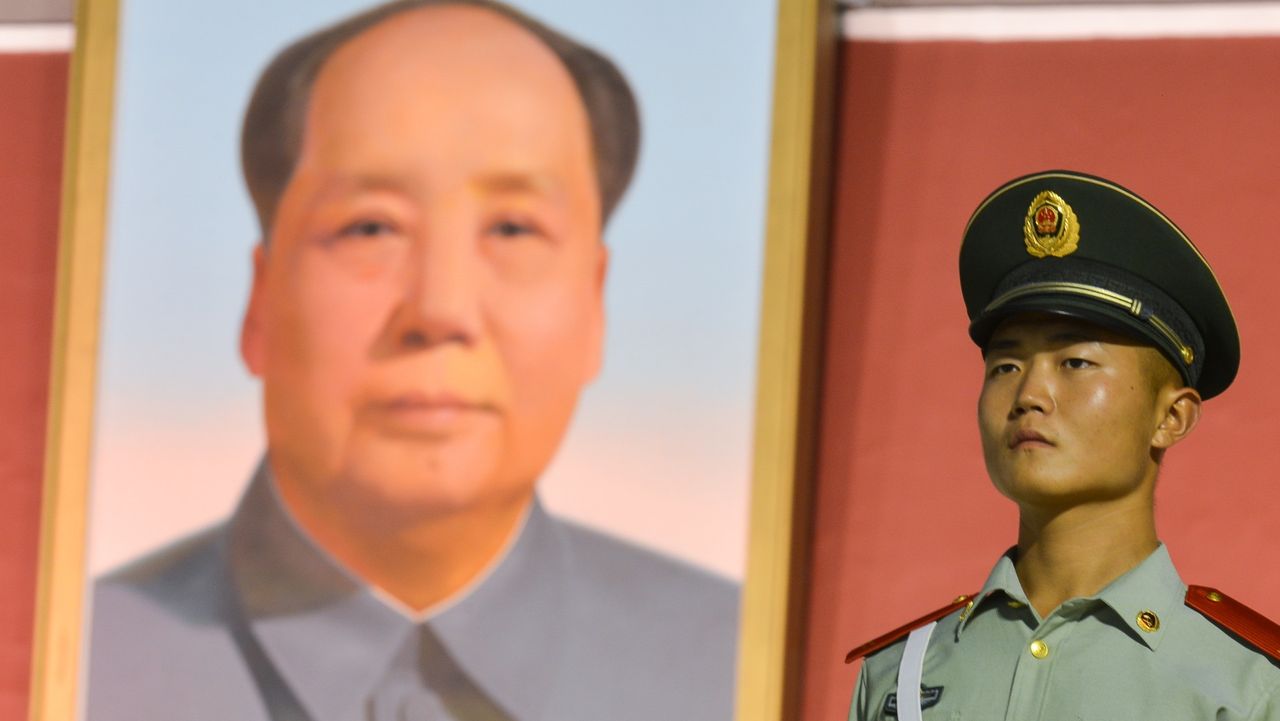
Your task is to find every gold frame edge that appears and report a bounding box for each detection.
[28,0,119,719]
[735,0,837,719]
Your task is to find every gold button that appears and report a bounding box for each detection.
[1007,600,1024,609]
[1029,640,1049,659]
[1136,610,1160,632]
[953,594,969,603]
[1207,591,1223,603]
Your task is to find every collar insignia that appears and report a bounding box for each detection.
[1024,190,1080,258]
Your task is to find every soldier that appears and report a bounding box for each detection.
[846,170,1280,720]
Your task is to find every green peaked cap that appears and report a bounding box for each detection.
[960,170,1239,399]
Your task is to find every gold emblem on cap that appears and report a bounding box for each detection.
[1024,190,1080,258]
[1136,610,1160,633]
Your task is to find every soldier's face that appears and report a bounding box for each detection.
[240,6,606,525]
[977,316,1174,509]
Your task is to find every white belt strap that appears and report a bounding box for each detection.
[894,621,937,721]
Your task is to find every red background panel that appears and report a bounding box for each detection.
[0,52,68,717]
[806,37,1280,720]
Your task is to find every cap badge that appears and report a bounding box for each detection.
[1024,190,1080,258]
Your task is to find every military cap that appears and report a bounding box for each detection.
[960,170,1239,399]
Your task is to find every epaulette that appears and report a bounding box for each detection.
[1185,585,1280,663]
[844,593,977,664]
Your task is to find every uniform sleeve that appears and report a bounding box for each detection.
[849,661,870,721]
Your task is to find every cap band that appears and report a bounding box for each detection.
[970,256,1206,388]
[984,281,1195,366]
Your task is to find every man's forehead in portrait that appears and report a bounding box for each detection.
[240,0,641,238]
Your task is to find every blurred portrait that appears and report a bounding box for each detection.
[81,0,776,718]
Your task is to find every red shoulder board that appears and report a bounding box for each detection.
[844,593,977,664]
[1185,585,1280,663]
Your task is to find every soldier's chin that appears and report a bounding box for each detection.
[994,475,1133,510]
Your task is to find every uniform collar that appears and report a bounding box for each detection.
[1087,543,1185,652]
[956,547,1031,638]
[957,543,1186,652]
[226,461,566,721]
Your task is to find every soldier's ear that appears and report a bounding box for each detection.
[240,243,268,377]
[1152,386,1201,450]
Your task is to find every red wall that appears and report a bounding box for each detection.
[0,51,68,717]
[806,36,1280,720]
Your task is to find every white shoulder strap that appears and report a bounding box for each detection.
[894,620,937,721]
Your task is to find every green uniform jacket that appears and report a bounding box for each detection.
[851,545,1280,720]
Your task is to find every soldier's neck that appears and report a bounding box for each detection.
[1013,487,1158,621]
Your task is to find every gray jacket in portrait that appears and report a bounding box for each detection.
[86,466,739,721]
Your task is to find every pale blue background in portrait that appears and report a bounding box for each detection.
[88,0,775,580]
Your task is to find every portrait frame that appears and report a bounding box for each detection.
[28,0,837,720]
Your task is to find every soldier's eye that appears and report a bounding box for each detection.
[988,362,1018,377]
[1062,357,1093,370]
